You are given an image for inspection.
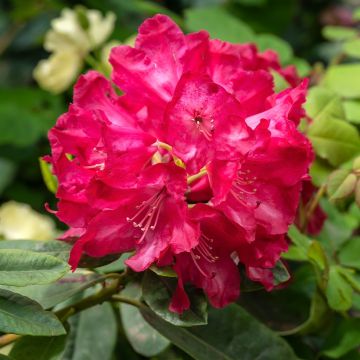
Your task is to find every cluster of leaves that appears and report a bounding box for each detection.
[0,0,360,359]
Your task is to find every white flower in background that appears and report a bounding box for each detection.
[33,7,115,94]
[0,201,57,240]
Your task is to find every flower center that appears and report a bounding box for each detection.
[190,234,218,278]
[126,188,165,243]
[192,111,215,141]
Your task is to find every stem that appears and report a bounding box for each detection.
[0,334,20,348]
[55,276,123,321]
[302,184,326,232]
[111,295,144,308]
[187,168,208,185]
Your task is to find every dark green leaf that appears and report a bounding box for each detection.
[141,304,298,360]
[0,249,69,286]
[272,260,290,285]
[67,302,117,360]
[10,335,67,360]
[0,289,65,335]
[322,318,360,358]
[120,282,170,357]
[0,158,16,195]
[142,271,207,327]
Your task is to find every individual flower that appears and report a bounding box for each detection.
[46,14,313,313]
[0,201,57,240]
[34,7,115,93]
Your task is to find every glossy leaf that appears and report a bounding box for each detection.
[141,305,299,360]
[142,271,207,327]
[0,289,65,335]
[338,237,360,270]
[120,282,170,357]
[0,249,69,286]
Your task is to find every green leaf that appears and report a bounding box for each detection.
[0,272,105,309]
[310,159,334,187]
[287,225,311,255]
[141,304,298,360]
[307,117,360,166]
[0,288,65,335]
[0,158,16,195]
[255,33,293,64]
[39,158,58,194]
[68,302,117,360]
[150,265,177,278]
[0,88,63,147]
[10,335,67,360]
[322,318,360,358]
[339,237,360,270]
[305,86,345,122]
[344,38,360,58]
[0,240,70,262]
[326,265,353,312]
[307,241,328,271]
[343,100,360,124]
[142,271,207,327]
[185,7,255,43]
[278,290,329,335]
[0,249,69,286]
[120,282,170,357]
[327,169,357,201]
[0,356,10,359]
[322,26,358,41]
[323,64,360,98]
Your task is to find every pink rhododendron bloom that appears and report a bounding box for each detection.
[46,14,313,313]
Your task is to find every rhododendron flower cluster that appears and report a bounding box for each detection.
[46,15,313,313]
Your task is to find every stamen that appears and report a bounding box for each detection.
[190,234,219,278]
[126,189,165,243]
[231,168,258,207]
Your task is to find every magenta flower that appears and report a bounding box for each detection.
[46,14,313,313]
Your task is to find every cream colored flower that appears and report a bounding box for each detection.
[34,50,83,94]
[34,7,115,94]
[0,201,57,241]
